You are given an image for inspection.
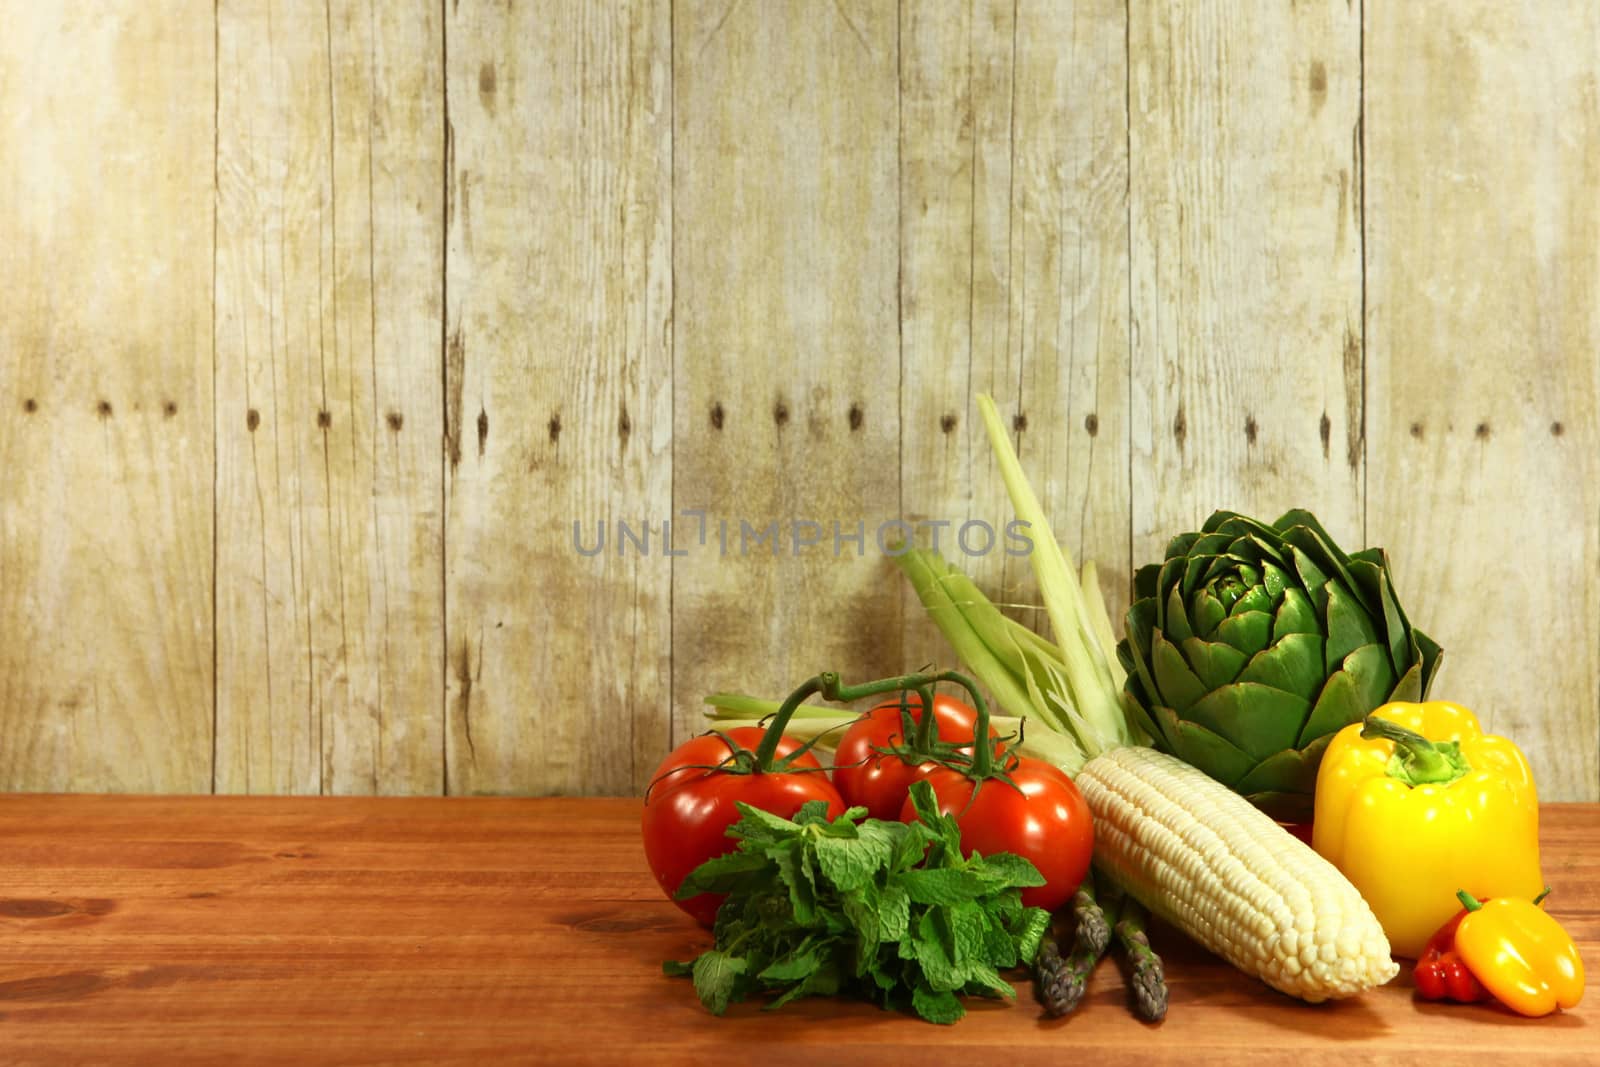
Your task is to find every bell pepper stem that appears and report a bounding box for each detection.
[1457,889,1483,912]
[1360,713,1470,785]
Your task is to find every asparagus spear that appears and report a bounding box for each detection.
[1036,871,1119,1018]
[1067,869,1111,957]
[1113,895,1169,1022]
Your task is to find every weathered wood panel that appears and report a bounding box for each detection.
[1365,3,1600,801]
[444,0,673,794]
[670,0,902,734]
[214,0,444,795]
[1129,1,1365,561]
[0,5,214,791]
[2,1,1598,801]
[899,0,1131,675]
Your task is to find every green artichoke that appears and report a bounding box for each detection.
[1117,509,1442,823]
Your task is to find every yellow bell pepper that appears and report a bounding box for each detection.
[1312,701,1542,958]
[1454,889,1584,1016]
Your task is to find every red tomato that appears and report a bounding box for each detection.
[833,693,1001,820]
[902,758,1093,913]
[642,726,844,927]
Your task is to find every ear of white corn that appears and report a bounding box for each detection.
[1077,745,1398,1002]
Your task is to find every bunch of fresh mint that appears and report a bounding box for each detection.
[663,781,1053,1024]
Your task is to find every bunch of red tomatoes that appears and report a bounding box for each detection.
[641,671,1095,927]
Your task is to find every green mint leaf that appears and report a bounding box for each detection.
[878,884,910,942]
[792,800,843,827]
[911,984,965,1025]
[662,959,694,977]
[913,910,963,992]
[865,951,901,992]
[758,943,823,983]
[948,902,986,964]
[905,780,961,860]
[729,803,803,843]
[959,961,1015,1000]
[1012,904,1051,965]
[989,890,1022,926]
[813,834,877,892]
[815,809,869,837]
[899,867,988,905]
[675,848,771,898]
[976,908,1019,968]
[813,820,898,893]
[888,818,931,873]
[841,882,882,950]
[769,842,817,925]
[692,950,748,1016]
[855,819,903,865]
[970,851,1046,889]
[766,956,844,1010]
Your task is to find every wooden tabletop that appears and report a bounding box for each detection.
[0,796,1593,1065]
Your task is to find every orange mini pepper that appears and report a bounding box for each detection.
[1453,890,1585,1017]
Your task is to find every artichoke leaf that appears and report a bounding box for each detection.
[1242,789,1317,825]
[1119,642,1157,709]
[1121,688,1167,752]
[1347,553,1409,674]
[1214,610,1274,658]
[1259,560,1292,604]
[1199,551,1239,588]
[1341,642,1399,716]
[1295,670,1368,748]
[1286,545,1333,613]
[1272,587,1320,640]
[1274,509,1348,559]
[1392,627,1443,702]
[1122,599,1162,708]
[1183,682,1310,761]
[1181,554,1211,598]
[1191,590,1227,638]
[1134,561,1164,602]
[1281,521,1369,612]
[1192,531,1237,560]
[1164,584,1194,642]
[1165,530,1203,561]
[1230,582,1274,618]
[1244,532,1290,570]
[1417,629,1444,692]
[1155,706,1257,787]
[1323,580,1382,672]
[1237,631,1325,703]
[1232,745,1320,800]
[1151,630,1209,715]
[1179,635,1248,691]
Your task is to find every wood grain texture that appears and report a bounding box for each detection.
[1129,0,1365,562]
[214,0,445,795]
[898,0,1131,675]
[1364,3,1600,802]
[444,0,673,794]
[0,5,214,791]
[671,0,902,738]
[0,795,1595,1066]
[3,3,1600,801]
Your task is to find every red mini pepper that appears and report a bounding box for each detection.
[1413,908,1490,1003]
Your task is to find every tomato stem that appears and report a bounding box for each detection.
[752,669,998,776]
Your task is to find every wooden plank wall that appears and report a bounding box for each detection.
[1,1,1596,801]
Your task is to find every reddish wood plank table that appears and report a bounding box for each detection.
[0,796,1592,1065]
